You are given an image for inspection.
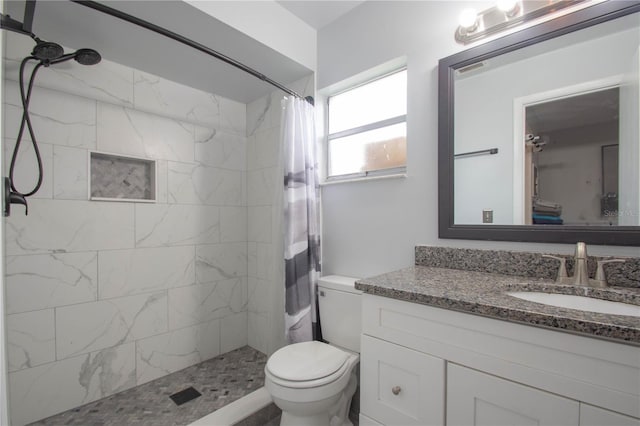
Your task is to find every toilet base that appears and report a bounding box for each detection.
[281,411,329,426]
[278,372,358,426]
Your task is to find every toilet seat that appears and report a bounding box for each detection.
[265,341,357,389]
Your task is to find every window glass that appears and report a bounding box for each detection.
[328,123,406,176]
[327,69,407,179]
[329,70,407,134]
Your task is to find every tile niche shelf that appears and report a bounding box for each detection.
[89,151,157,202]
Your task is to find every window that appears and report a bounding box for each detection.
[327,69,407,179]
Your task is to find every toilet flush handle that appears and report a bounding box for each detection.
[391,386,401,395]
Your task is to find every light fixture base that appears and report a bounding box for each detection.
[455,0,589,45]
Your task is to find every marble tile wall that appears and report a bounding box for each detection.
[245,75,314,356]
[3,32,248,425]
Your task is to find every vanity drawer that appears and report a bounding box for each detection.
[360,334,445,426]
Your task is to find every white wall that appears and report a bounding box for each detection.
[186,0,317,72]
[454,20,639,224]
[3,32,248,425]
[318,1,640,280]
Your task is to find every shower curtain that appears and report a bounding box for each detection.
[282,96,321,344]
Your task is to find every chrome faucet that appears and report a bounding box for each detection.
[572,242,590,286]
[543,242,625,288]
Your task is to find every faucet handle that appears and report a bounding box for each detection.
[542,255,568,282]
[594,259,626,286]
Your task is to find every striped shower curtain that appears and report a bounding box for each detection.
[282,96,321,344]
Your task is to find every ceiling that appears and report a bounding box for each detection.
[527,88,619,135]
[4,0,313,103]
[276,1,365,29]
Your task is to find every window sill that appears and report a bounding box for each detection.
[320,172,407,186]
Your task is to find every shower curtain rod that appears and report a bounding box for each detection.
[69,0,312,103]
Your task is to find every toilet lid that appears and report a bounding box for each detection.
[266,341,349,382]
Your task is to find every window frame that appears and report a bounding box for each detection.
[325,68,408,182]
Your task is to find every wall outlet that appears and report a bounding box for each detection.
[482,209,493,223]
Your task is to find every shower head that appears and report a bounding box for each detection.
[29,35,100,66]
[49,48,102,66]
[73,48,101,66]
[31,39,64,61]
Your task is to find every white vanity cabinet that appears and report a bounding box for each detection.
[447,364,579,425]
[360,335,445,425]
[359,294,640,426]
[580,404,640,426]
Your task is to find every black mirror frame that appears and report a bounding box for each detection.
[438,1,640,246]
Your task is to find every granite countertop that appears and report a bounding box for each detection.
[355,266,640,346]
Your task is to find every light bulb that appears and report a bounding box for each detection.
[497,0,519,16]
[458,8,478,30]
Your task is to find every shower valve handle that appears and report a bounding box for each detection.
[10,191,28,215]
[4,177,28,216]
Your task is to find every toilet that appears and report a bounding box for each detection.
[264,275,362,426]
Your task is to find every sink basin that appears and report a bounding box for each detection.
[507,292,640,317]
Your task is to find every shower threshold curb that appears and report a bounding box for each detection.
[189,386,273,426]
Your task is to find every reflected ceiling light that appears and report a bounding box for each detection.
[455,0,589,45]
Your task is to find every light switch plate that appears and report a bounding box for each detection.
[483,209,493,223]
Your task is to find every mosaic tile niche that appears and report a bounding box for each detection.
[90,152,156,201]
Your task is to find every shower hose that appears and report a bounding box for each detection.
[9,56,45,197]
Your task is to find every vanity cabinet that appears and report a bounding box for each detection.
[447,364,579,425]
[359,294,640,426]
[360,335,445,425]
[580,405,640,426]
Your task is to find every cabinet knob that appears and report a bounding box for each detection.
[391,386,401,395]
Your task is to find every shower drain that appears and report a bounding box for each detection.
[169,387,202,406]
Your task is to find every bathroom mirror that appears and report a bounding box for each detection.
[438,1,640,245]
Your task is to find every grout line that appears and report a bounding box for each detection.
[94,250,100,302]
[131,69,136,110]
[133,202,137,249]
[94,98,98,152]
[166,288,170,335]
[53,306,58,362]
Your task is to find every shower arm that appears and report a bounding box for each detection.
[70,0,314,105]
[0,0,37,39]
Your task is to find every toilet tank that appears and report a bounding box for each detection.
[318,275,362,353]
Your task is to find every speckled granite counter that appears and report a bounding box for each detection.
[355,266,640,346]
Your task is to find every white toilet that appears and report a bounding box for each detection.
[264,275,362,426]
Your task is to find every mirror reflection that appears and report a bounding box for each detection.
[453,11,640,227]
[526,88,619,226]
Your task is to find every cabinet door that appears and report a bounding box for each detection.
[580,404,640,426]
[447,364,579,426]
[359,413,385,426]
[360,335,445,425]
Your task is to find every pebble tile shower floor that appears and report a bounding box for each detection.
[28,346,267,426]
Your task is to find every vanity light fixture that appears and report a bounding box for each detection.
[496,0,520,17]
[455,0,589,45]
[458,8,479,33]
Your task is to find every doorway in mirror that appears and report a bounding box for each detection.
[522,87,620,227]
